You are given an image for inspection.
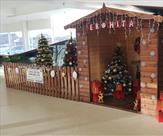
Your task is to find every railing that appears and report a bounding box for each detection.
[3,63,79,101]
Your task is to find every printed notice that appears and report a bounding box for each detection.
[27,68,43,84]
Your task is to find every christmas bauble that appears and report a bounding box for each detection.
[128,88,132,92]
[150,51,155,57]
[50,70,55,78]
[150,73,156,79]
[123,84,126,87]
[113,69,117,72]
[141,39,146,45]
[72,71,78,80]
[141,82,146,88]
[15,67,19,74]
[141,61,146,67]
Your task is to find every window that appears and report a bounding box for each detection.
[0,33,9,55]
[53,44,66,66]
[10,32,24,55]
[28,29,53,50]
[0,32,24,55]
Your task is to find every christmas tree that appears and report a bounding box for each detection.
[102,46,132,96]
[63,37,77,67]
[35,34,53,66]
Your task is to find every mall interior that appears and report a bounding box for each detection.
[0,0,163,135]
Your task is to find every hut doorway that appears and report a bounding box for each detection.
[88,28,141,111]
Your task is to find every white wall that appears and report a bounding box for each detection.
[0,23,22,33]
[0,18,51,33]
[28,19,51,30]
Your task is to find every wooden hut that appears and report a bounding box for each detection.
[65,5,163,116]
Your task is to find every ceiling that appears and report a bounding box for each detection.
[0,0,163,24]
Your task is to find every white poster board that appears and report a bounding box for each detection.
[27,68,43,84]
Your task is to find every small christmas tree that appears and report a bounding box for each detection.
[35,34,53,66]
[102,46,132,96]
[63,37,77,67]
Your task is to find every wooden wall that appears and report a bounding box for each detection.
[76,28,91,102]
[88,29,123,81]
[87,30,101,81]
[126,28,141,78]
[158,23,163,93]
[140,20,159,116]
[88,28,140,82]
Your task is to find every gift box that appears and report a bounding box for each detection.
[114,91,125,100]
[92,94,99,103]
[113,84,124,100]
[156,100,163,111]
[91,80,103,94]
[116,84,123,91]
[91,80,103,103]
[160,92,163,101]
[156,111,163,123]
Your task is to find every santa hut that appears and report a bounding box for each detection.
[65,4,163,116]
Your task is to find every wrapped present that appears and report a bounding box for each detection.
[160,92,163,100]
[113,84,124,100]
[156,111,163,123]
[91,80,103,94]
[156,98,163,122]
[157,100,163,111]
[91,80,103,103]
[114,91,125,100]
[116,84,123,91]
[92,94,99,103]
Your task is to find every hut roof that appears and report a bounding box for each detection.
[65,6,163,29]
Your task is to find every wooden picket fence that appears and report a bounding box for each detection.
[3,63,80,101]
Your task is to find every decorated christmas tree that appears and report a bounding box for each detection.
[35,34,53,66]
[63,37,77,67]
[102,46,132,96]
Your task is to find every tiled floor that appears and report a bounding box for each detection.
[0,74,163,136]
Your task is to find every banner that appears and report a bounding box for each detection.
[27,68,43,84]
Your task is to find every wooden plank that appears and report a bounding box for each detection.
[60,68,64,98]
[141,88,157,94]
[67,67,72,99]
[75,67,79,100]
[71,67,75,100]
[57,67,61,97]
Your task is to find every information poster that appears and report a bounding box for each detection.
[27,68,43,84]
